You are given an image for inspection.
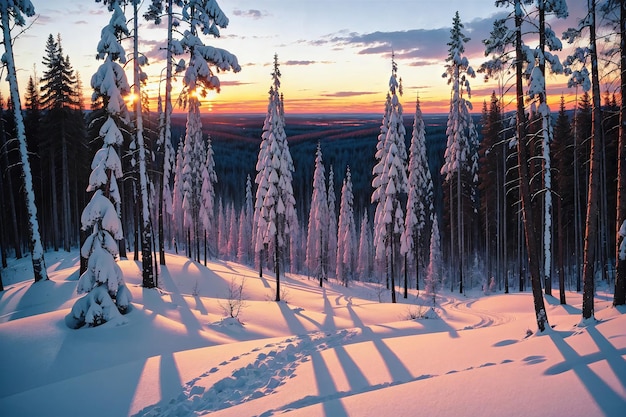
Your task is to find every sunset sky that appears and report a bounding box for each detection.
[4,0,603,115]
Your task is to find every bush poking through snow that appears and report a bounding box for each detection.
[219,276,246,319]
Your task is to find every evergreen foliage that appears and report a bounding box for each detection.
[66,0,132,328]
[253,54,297,301]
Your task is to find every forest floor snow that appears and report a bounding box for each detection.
[0,250,624,417]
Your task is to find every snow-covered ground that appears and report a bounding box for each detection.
[0,251,624,417]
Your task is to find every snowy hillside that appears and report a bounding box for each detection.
[0,251,624,417]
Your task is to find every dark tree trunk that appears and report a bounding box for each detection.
[0,160,8,268]
[275,232,280,302]
[49,148,59,251]
[613,0,626,307]
[61,120,71,252]
[0,94,22,259]
[187,228,191,259]
[134,186,139,262]
[558,194,566,304]
[390,227,397,304]
[515,0,549,332]
[403,254,408,299]
[582,0,602,320]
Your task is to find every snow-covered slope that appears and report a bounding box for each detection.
[0,251,624,417]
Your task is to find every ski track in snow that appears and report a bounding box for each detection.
[446,297,516,330]
[132,329,357,417]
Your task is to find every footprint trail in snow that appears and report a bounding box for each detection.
[133,329,357,417]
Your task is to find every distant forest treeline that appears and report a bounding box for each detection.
[169,113,450,223]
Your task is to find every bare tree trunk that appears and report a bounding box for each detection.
[573,98,583,292]
[613,0,626,306]
[49,149,60,251]
[61,120,71,252]
[515,0,548,332]
[557,193,566,304]
[582,0,602,320]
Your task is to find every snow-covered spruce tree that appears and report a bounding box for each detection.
[174,0,240,262]
[65,0,133,328]
[237,174,254,264]
[228,204,238,259]
[0,0,47,282]
[525,0,568,296]
[401,94,434,295]
[181,96,206,262]
[217,199,226,258]
[198,136,216,263]
[327,165,338,278]
[253,54,296,302]
[336,167,357,286]
[171,140,184,254]
[441,11,475,294]
[357,211,372,280]
[290,215,304,274]
[371,54,408,304]
[425,214,442,307]
[306,143,329,286]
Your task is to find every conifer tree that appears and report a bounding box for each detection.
[371,54,408,303]
[441,11,475,294]
[327,166,338,278]
[228,204,238,259]
[181,97,206,262]
[0,0,47,282]
[425,215,442,307]
[336,167,356,286]
[199,136,216,260]
[175,0,240,262]
[217,199,227,258]
[357,212,372,280]
[237,174,253,264]
[306,143,328,286]
[253,54,296,301]
[172,141,185,254]
[401,94,434,293]
[66,0,133,327]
